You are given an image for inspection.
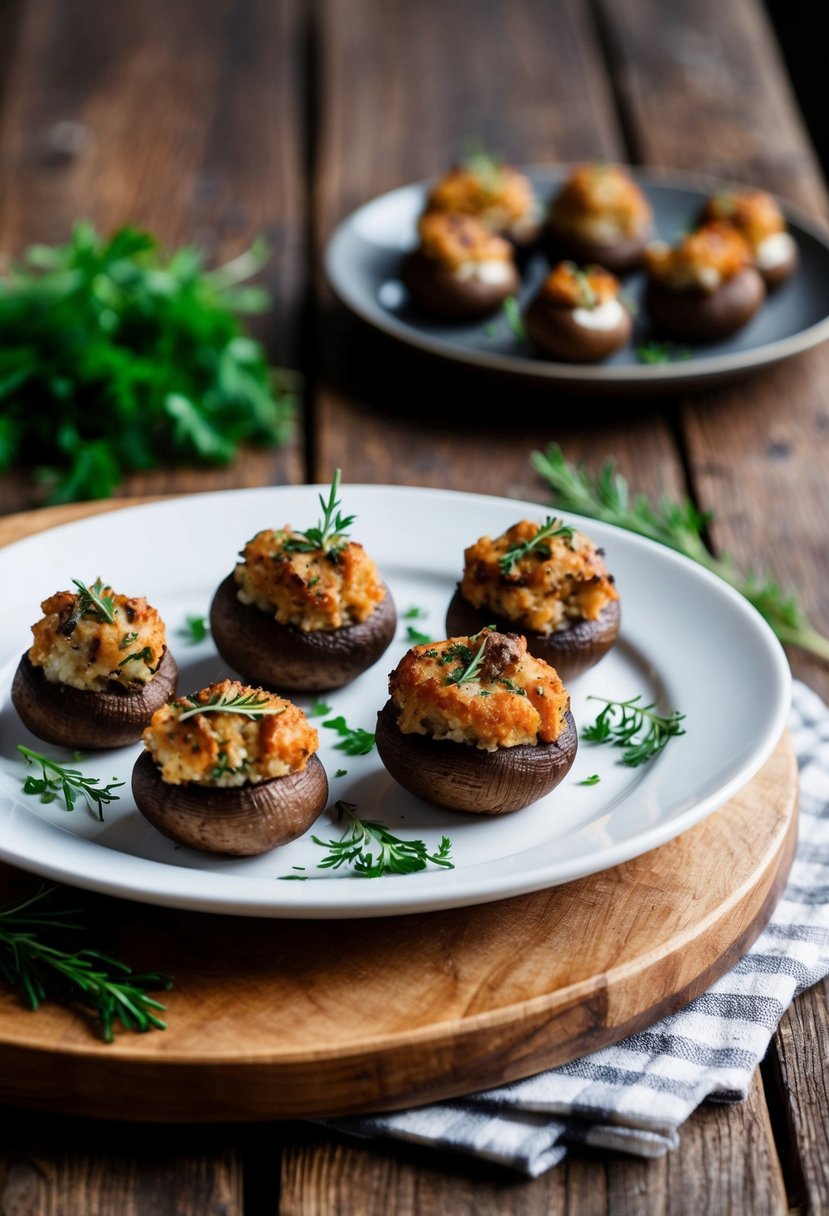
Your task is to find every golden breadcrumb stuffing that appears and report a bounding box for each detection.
[550,163,652,242]
[645,221,751,292]
[460,521,619,635]
[143,679,318,787]
[541,262,621,308]
[390,631,570,751]
[234,528,387,632]
[417,211,513,270]
[427,163,537,232]
[701,190,786,250]
[28,583,166,692]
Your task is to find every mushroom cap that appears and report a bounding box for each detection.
[445,588,620,683]
[401,250,520,319]
[759,244,798,290]
[645,266,765,341]
[523,294,632,363]
[11,648,178,749]
[210,574,397,692]
[542,221,651,274]
[375,700,578,815]
[132,750,329,856]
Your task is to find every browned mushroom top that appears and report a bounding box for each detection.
[550,163,652,242]
[700,189,786,250]
[459,520,618,636]
[416,211,514,271]
[28,579,167,692]
[645,221,752,293]
[388,630,571,752]
[426,160,537,232]
[234,528,387,632]
[142,679,319,787]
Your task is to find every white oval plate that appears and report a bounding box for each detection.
[0,486,790,919]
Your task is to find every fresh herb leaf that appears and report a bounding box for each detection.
[0,883,171,1042]
[531,443,829,662]
[403,606,428,620]
[177,690,283,722]
[0,224,294,504]
[322,716,375,755]
[582,696,685,766]
[117,646,153,667]
[334,768,348,778]
[406,626,432,645]
[180,614,209,643]
[444,632,490,687]
[636,340,690,364]
[283,469,355,557]
[17,745,124,822]
[307,698,333,719]
[499,516,574,576]
[311,801,454,878]
[72,577,117,623]
[579,774,601,786]
[119,631,139,649]
[503,295,526,341]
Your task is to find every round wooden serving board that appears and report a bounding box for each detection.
[0,502,799,1122]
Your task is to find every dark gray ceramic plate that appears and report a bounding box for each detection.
[325,166,829,392]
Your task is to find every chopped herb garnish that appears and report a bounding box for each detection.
[582,696,685,766]
[403,606,428,620]
[177,690,283,722]
[406,626,432,645]
[499,516,574,576]
[573,267,597,309]
[307,698,333,719]
[311,801,454,878]
[636,340,690,364]
[0,883,171,1042]
[180,614,209,643]
[322,716,375,755]
[444,632,490,687]
[119,631,139,650]
[117,646,153,667]
[579,774,601,786]
[499,677,527,696]
[283,468,355,558]
[72,578,117,624]
[334,769,348,778]
[503,295,526,341]
[17,745,124,821]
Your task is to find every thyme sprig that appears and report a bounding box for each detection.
[283,469,355,557]
[71,577,117,623]
[310,801,454,878]
[582,696,686,766]
[499,516,575,576]
[177,690,283,722]
[17,745,124,821]
[0,883,171,1042]
[531,443,829,663]
[442,626,495,687]
[322,716,375,755]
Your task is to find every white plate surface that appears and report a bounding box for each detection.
[0,486,790,918]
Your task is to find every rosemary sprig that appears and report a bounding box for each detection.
[322,716,375,755]
[582,696,686,766]
[499,516,575,576]
[71,577,117,623]
[283,469,355,557]
[531,443,829,663]
[0,883,171,1042]
[310,801,454,878]
[177,690,283,722]
[17,745,124,822]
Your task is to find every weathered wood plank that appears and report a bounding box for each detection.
[0,0,305,514]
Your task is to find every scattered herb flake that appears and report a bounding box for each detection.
[307,698,333,718]
[406,626,432,645]
[17,745,124,822]
[181,614,209,643]
[582,696,685,766]
[310,801,454,878]
[322,716,376,755]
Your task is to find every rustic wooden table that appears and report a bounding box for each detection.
[1,0,828,1211]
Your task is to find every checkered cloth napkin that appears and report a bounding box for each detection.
[321,679,829,1176]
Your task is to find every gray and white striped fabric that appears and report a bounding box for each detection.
[323,679,829,1177]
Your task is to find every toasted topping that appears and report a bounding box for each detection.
[389,631,570,751]
[645,221,751,292]
[460,520,619,635]
[28,580,166,692]
[234,528,386,632]
[427,160,537,234]
[143,679,318,787]
[417,211,514,270]
[541,262,621,309]
[550,163,652,243]
[701,189,786,251]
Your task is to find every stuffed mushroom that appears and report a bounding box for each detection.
[402,211,519,319]
[375,629,577,815]
[132,679,328,855]
[426,151,542,260]
[644,220,766,341]
[699,188,797,289]
[544,162,653,274]
[11,577,178,749]
[210,471,396,692]
[445,518,620,682]
[524,262,632,362]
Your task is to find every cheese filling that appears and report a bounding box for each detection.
[572,298,626,331]
[755,231,795,270]
[453,259,514,285]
